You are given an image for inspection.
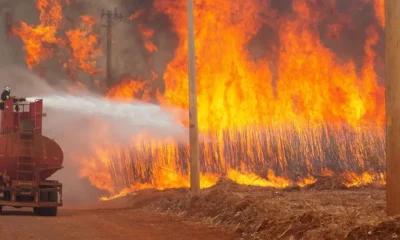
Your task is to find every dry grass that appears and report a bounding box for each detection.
[108,123,385,189]
[104,123,389,239]
[129,178,395,240]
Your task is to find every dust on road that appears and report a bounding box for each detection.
[0,208,234,240]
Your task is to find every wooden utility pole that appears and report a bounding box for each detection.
[101,9,123,87]
[386,0,400,216]
[187,0,200,194]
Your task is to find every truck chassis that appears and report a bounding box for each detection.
[0,173,62,216]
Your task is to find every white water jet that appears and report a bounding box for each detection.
[26,94,187,139]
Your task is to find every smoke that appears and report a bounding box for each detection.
[0,66,187,206]
[74,0,178,92]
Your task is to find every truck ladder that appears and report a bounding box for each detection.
[17,131,36,181]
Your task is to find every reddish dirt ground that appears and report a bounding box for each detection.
[0,207,234,240]
[0,178,396,240]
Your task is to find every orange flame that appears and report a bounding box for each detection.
[12,0,102,81]
[373,0,384,28]
[153,0,384,132]
[11,1,387,201]
[106,77,151,102]
[64,15,102,76]
[138,24,158,53]
[12,0,66,68]
[96,0,386,200]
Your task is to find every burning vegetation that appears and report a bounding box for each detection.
[10,0,385,200]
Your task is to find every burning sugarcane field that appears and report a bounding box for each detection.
[0,0,396,239]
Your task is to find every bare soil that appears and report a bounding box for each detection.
[0,178,395,240]
[0,205,233,240]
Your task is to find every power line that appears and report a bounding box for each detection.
[99,1,143,87]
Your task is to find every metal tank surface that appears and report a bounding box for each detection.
[0,98,63,216]
[0,133,63,181]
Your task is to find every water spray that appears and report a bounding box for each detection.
[30,93,188,139]
[25,97,39,102]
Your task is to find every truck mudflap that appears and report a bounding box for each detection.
[0,175,63,216]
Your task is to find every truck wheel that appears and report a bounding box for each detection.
[33,207,40,215]
[46,207,57,216]
[37,207,57,216]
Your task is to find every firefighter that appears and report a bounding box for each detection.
[0,86,11,110]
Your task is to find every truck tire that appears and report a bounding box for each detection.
[40,191,58,202]
[33,207,40,215]
[34,207,57,216]
[42,207,57,216]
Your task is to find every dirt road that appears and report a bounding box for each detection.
[0,208,235,240]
